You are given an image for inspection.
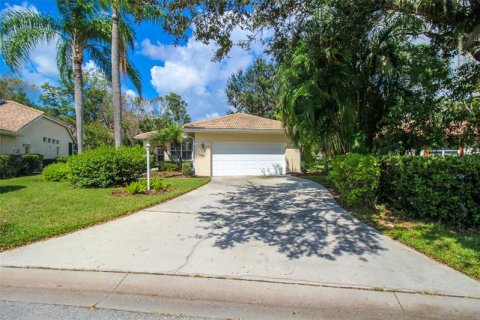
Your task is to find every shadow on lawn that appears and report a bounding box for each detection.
[197,177,385,261]
[0,185,25,194]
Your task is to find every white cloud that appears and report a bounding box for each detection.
[203,112,220,120]
[4,1,37,12]
[29,38,59,78]
[125,89,138,99]
[140,28,269,120]
[83,60,98,72]
[20,69,53,86]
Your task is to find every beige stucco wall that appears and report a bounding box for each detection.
[0,117,74,159]
[285,147,301,173]
[192,131,301,176]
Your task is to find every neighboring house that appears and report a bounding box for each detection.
[135,113,301,176]
[0,100,75,159]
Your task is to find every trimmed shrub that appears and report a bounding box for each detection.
[20,154,43,175]
[0,154,43,178]
[159,161,179,172]
[68,146,146,187]
[43,156,68,167]
[329,153,380,207]
[43,162,69,181]
[126,180,147,195]
[378,155,480,227]
[182,162,194,176]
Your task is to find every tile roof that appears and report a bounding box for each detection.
[134,130,158,140]
[0,100,44,133]
[184,113,284,131]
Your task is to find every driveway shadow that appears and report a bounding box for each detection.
[197,177,385,261]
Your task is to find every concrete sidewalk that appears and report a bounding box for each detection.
[1,267,479,320]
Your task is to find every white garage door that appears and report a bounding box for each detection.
[212,143,285,176]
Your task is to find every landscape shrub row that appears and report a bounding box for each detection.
[42,156,68,167]
[378,155,480,227]
[158,161,180,172]
[42,162,69,182]
[0,154,43,178]
[329,154,480,227]
[329,154,380,207]
[68,146,146,187]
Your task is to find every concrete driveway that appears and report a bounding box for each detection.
[1,176,479,297]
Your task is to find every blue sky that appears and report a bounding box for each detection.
[0,1,268,120]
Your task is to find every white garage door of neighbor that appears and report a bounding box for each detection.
[212,143,286,176]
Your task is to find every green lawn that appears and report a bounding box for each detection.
[0,175,210,250]
[303,175,480,280]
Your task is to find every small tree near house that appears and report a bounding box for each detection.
[153,122,184,169]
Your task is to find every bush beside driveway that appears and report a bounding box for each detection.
[0,175,210,251]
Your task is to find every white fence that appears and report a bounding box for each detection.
[427,149,460,157]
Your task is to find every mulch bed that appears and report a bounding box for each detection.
[153,171,185,178]
[112,187,176,197]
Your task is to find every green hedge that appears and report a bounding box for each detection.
[158,161,179,172]
[68,146,146,187]
[0,154,43,178]
[42,162,69,182]
[379,155,480,226]
[43,156,68,167]
[329,153,380,207]
[182,162,193,176]
[329,154,480,227]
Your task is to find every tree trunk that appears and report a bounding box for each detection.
[112,7,122,149]
[73,46,84,154]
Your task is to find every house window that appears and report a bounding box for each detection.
[56,146,60,156]
[43,137,47,142]
[23,144,30,154]
[48,138,51,143]
[157,148,165,162]
[170,140,193,161]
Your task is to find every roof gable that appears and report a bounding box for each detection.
[184,113,284,131]
[0,100,44,133]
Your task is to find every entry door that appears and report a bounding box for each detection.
[212,143,285,176]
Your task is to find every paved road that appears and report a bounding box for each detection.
[1,176,479,297]
[0,300,207,320]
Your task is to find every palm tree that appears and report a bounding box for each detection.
[0,0,141,153]
[0,0,110,153]
[278,41,356,158]
[99,0,162,149]
[154,121,184,168]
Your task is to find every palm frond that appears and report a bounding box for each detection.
[1,28,58,71]
[83,16,112,45]
[57,38,73,85]
[0,9,60,71]
[118,17,136,51]
[125,58,142,96]
[85,45,112,80]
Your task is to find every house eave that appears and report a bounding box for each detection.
[0,129,22,136]
[183,128,286,134]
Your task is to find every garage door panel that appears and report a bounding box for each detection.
[212,143,285,176]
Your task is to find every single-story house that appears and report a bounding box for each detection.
[0,100,75,159]
[135,113,301,176]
